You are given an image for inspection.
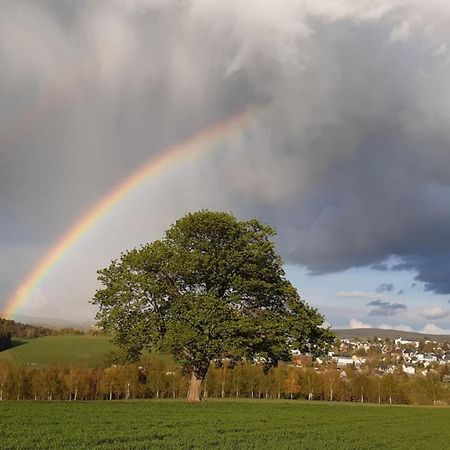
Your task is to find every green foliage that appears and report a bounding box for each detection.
[0,317,52,339]
[1,356,450,406]
[93,210,334,380]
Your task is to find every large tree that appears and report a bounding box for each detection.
[93,210,333,401]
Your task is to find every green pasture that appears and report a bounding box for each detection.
[0,399,449,449]
[0,335,116,367]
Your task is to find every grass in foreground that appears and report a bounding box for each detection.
[0,399,449,449]
[0,335,116,367]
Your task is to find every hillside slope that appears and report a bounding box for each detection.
[0,335,116,367]
[334,328,450,342]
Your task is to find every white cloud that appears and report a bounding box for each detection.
[389,19,412,43]
[420,306,450,320]
[337,290,386,300]
[420,323,450,335]
[421,306,450,320]
[349,318,372,329]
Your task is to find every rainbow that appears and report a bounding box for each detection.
[2,107,258,318]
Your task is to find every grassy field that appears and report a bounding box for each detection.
[0,399,449,449]
[0,335,116,367]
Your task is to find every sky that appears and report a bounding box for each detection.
[1,0,450,332]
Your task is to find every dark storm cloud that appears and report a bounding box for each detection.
[367,300,407,317]
[392,255,450,294]
[2,0,450,316]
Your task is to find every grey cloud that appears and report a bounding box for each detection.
[376,283,394,293]
[371,263,389,271]
[392,255,450,294]
[367,300,407,316]
[2,0,450,317]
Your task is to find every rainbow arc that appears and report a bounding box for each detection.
[2,107,259,318]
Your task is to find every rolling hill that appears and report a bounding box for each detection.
[0,335,117,367]
[334,328,450,342]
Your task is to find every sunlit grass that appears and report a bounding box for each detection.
[1,399,449,449]
[0,335,115,367]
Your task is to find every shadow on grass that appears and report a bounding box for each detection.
[11,339,28,349]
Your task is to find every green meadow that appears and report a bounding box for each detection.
[0,335,116,367]
[0,399,449,449]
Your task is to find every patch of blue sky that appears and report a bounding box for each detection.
[284,262,449,331]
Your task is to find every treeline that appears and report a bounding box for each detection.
[1,359,449,405]
[0,318,53,339]
[0,318,88,342]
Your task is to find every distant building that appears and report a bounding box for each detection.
[395,337,419,347]
[332,355,366,368]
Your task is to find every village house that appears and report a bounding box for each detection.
[402,365,415,375]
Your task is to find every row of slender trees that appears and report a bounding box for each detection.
[1,359,449,405]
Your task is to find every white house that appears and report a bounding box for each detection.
[395,337,419,347]
[333,355,366,367]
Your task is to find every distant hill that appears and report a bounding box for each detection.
[334,328,450,342]
[9,314,94,330]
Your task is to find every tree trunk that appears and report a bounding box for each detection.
[188,372,204,402]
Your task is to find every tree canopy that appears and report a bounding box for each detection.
[92,210,334,401]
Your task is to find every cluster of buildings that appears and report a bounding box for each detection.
[322,335,450,376]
